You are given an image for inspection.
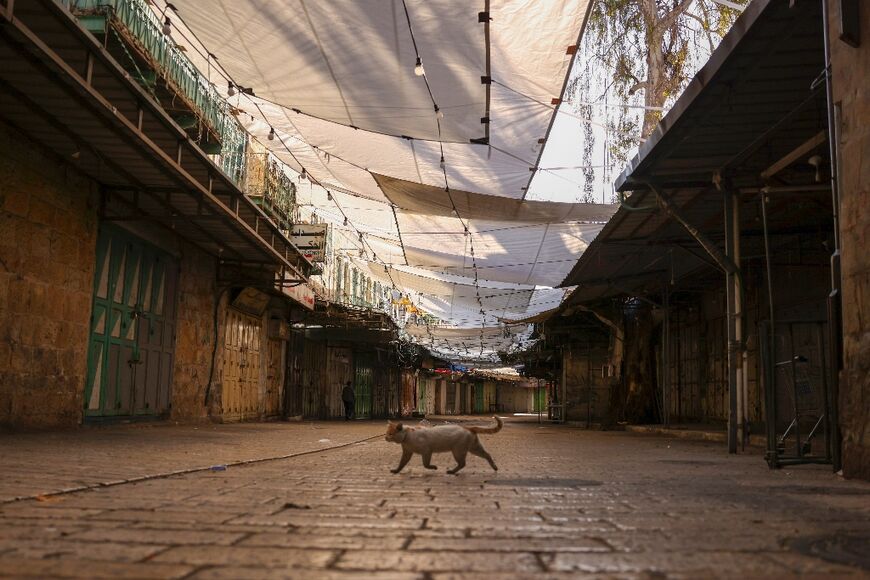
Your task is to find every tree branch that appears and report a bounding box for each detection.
[628,81,649,95]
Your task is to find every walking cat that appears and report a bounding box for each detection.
[385,416,502,474]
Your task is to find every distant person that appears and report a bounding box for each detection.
[341,381,355,421]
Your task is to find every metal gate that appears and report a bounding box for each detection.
[445,381,457,414]
[534,385,547,412]
[761,320,832,468]
[354,355,373,419]
[264,338,283,417]
[418,380,427,413]
[485,382,497,412]
[85,224,177,418]
[221,309,262,421]
[459,383,469,414]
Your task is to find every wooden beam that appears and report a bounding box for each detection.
[760,130,826,180]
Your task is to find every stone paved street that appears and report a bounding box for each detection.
[1,416,869,578]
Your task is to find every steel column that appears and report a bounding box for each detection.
[724,188,738,454]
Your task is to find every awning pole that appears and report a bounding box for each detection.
[724,187,739,454]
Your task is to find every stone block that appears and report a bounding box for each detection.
[9,344,32,373]
[7,278,31,314]
[0,213,17,248]
[152,545,337,568]
[28,197,55,227]
[2,189,29,218]
[50,233,79,264]
[32,347,60,374]
[0,557,194,579]
[335,551,542,573]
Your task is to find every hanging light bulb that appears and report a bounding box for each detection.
[163,16,172,36]
[227,81,236,97]
[413,56,425,76]
[434,105,444,120]
[268,127,275,141]
[358,232,364,241]
[343,216,348,226]
[300,168,307,181]
[439,155,445,170]
[451,207,458,217]
[326,191,332,201]
[384,264,389,273]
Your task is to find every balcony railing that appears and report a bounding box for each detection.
[244,141,298,231]
[69,0,246,183]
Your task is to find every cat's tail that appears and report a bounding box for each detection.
[467,416,503,434]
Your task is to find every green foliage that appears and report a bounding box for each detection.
[569,0,745,200]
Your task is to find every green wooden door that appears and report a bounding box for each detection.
[354,357,373,419]
[474,383,485,413]
[85,224,177,418]
[534,386,547,412]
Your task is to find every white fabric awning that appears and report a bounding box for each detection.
[162,0,599,361]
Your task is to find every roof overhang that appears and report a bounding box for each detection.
[0,0,311,278]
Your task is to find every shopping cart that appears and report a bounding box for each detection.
[774,355,825,457]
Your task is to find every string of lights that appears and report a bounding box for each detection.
[154,0,581,359]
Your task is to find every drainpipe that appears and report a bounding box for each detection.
[820,0,843,472]
[732,192,747,450]
[663,285,670,428]
[723,189,739,454]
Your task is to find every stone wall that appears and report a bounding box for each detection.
[0,121,98,429]
[829,0,870,479]
[169,244,220,422]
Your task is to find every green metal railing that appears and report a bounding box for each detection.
[68,0,246,182]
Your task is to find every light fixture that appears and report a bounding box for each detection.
[435,105,444,120]
[227,81,236,97]
[384,264,389,273]
[439,155,445,170]
[808,154,823,182]
[358,232,364,241]
[451,207,458,217]
[163,16,171,35]
[300,168,307,181]
[326,191,332,201]
[343,216,348,226]
[268,127,275,141]
[414,57,425,76]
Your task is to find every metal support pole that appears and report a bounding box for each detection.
[761,195,777,465]
[821,0,843,472]
[663,285,670,428]
[732,190,746,450]
[724,189,738,454]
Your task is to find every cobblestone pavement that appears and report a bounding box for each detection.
[1,416,868,578]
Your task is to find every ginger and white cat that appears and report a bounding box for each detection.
[385,416,502,474]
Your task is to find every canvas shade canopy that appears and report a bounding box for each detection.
[161,0,603,360]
